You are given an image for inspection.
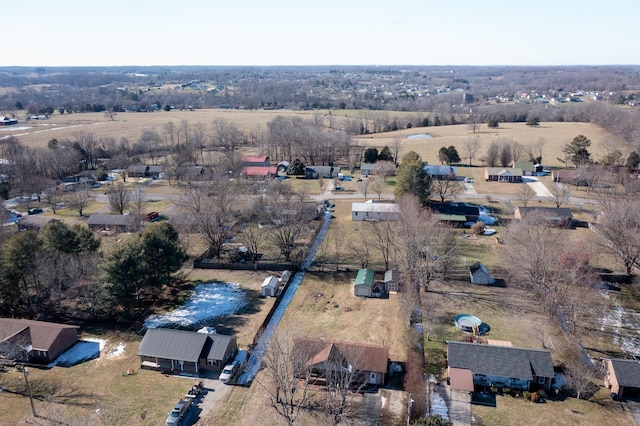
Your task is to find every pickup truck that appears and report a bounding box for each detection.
[166,399,191,426]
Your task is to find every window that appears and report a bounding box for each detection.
[207,359,218,366]
[538,377,546,384]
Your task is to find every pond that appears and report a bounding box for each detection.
[407,133,433,139]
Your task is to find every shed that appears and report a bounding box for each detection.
[384,270,400,292]
[261,276,280,297]
[279,270,292,284]
[469,262,494,285]
[354,268,375,297]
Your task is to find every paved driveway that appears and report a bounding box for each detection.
[625,400,640,426]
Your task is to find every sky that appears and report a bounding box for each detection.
[3,0,639,67]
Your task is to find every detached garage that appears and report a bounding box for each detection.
[354,268,375,297]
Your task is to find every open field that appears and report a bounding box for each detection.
[356,122,617,168]
[2,109,619,173]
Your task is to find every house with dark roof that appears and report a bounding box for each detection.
[137,328,237,374]
[514,207,573,228]
[87,214,136,233]
[18,216,60,232]
[0,318,79,364]
[446,341,554,392]
[294,338,389,386]
[430,203,480,226]
[127,165,164,178]
[354,268,377,297]
[484,167,523,183]
[305,166,340,179]
[605,358,640,400]
[469,262,494,285]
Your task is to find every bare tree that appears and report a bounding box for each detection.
[211,118,244,172]
[258,326,313,426]
[67,189,91,217]
[178,178,237,259]
[368,221,396,271]
[463,136,480,166]
[594,197,640,275]
[431,178,460,203]
[331,223,346,271]
[550,181,569,208]
[241,224,266,262]
[370,177,385,200]
[517,184,536,207]
[131,189,145,230]
[359,178,370,199]
[392,137,402,166]
[348,226,371,269]
[485,142,500,167]
[107,183,130,215]
[266,200,315,262]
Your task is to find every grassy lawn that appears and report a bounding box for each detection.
[0,335,188,425]
[472,392,631,426]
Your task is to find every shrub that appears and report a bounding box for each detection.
[471,222,486,235]
[531,392,540,403]
[523,391,531,401]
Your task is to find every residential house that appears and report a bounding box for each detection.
[384,270,399,292]
[604,358,640,400]
[305,166,340,179]
[424,165,458,180]
[351,200,400,221]
[514,207,573,228]
[138,328,237,374]
[261,276,280,297]
[354,268,379,297]
[0,116,18,126]
[127,165,164,179]
[241,155,270,167]
[469,262,494,285]
[447,341,554,392]
[430,203,480,227]
[18,215,59,232]
[0,318,79,364]
[513,161,536,176]
[294,338,389,386]
[484,167,523,183]
[360,161,395,177]
[241,166,278,180]
[87,214,136,233]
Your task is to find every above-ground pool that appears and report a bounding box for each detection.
[454,314,490,335]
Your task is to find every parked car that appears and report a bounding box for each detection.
[220,360,240,384]
[464,177,474,183]
[166,399,191,426]
[28,208,44,215]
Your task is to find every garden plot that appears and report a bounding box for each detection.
[144,282,246,329]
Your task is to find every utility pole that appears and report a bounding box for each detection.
[22,364,37,417]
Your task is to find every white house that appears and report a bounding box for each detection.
[261,276,280,297]
[352,200,400,221]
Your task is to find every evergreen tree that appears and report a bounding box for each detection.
[563,135,592,167]
[288,158,305,175]
[394,151,431,203]
[363,147,379,163]
[627,151,640,172]
[378,146,393,162]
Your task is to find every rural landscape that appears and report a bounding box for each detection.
[2,65,640,426]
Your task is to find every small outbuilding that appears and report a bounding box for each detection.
[354,268,376,297]
[469,262,494,285]
[384,270,400,292]
[261,276,280,297]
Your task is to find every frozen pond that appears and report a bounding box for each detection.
[144,282,246,329]
[407,133,433,139]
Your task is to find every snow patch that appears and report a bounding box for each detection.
[600,303,640,357]
[144,282,246,329]
[109,342,126,358]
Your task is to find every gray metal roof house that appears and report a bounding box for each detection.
[138,328,237,374]
[87,214,136,233]
[447,341,554,392]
